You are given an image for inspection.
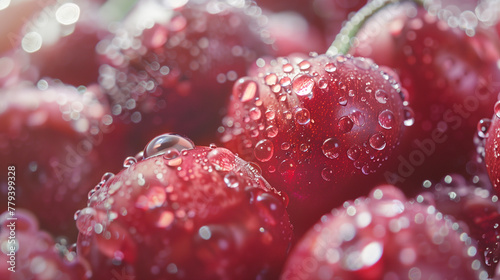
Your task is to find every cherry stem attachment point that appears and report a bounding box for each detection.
[327,0,424,56]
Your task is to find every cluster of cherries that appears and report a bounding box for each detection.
[2,0,500,279]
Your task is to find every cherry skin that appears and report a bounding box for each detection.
[349,2,500,189]
[76,134,293,280]
[0,209,91,280]
[0,81,117,240]
[420,174,500,277]
[219,53,410,235]
[98,0,273,149]
[281,185,488,280]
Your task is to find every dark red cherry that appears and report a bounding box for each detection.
[76,135,293,280]
[281,185,488,279]
[219,53,410,235]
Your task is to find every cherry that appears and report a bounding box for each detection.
[346,1,500,189]
[219,53,411,235]
[281,185,488,279]
[0,209,91,280]
[419,174,500,277]
[98,0,273,149]
[0,80,118,240]
[76,134,293,280]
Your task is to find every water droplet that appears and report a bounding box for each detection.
[353,57,370,70]
[283,63,294,73]
[123,156,137,168]
[369,133,386,150]
[224,173,240,188]
[254,139,274,162]
[477,118,492,139]
[350,110,366,127]
[101,172,114,183]
[338,96,348,106]
[281,142,291,150]
[378,110,395,129]
[322,138,340,159]
[265,73,278,86]
[207,148,236,171]
[375,89,388,104]
[265,109,275,120]
[403,107,415,126]
[336,55,347,63]
[347,145,361,161]
[338,116,354,133]
[279,159,296,180]
[298,60,311,71]
[294,107,311,125]
[143,134,195,159]
[292,74,315,96]
[233,78,258,102]
[300,143,309,152]
[318,78,328,89]
[321,168,335,181]
[249,107,262,120]
[325,63,336,73]
[76,207,97,236]
[266,125,278,138]
[495,101,500,118]
[280,77,291,87]
[156,211,174,228]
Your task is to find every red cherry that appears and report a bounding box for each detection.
[98,0,273,148]
[76,134,293,280]
[420,174,500,277]
[219,54,410,235]
[350,3,500,188]
[281,185,488,279]
[0,81,117,239]
[0,209,91,280]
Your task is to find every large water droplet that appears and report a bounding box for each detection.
[249,107,262,120]
[375,89,388,104]
[207,148,236,171]
[369,133,386,150]
[266,125,278,138]
[254,139,274,162]
[233,78,258,102]
[347,145,361,161]
[143,133,195,159]
[495,101,500,118]
[353,57,370,70]
[403,107,415,127]
[224,173,240,188]
[283,63,294,73]
[298,60,311,71]
[265,73,278,86]
[477,118,492,139]
[338,116,354,133]
[294,107,311,125]
[292,74,315,96]
[378,109,396,129]
[76,207,97,236]
[325,63,336,73]
[321,168,335,181]
[350,110,366,127]
[123,156,137,168]
[322,138,340,159]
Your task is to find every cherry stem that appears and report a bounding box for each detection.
[327,0,424,56]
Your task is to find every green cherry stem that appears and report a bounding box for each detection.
[327,0,424,56]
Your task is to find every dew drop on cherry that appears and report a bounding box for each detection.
[403,107,415,127]
[233,78,258,102]
[321,168,335,181]
[347,145,361,161]
[298,60,311,71]
[283,63,294,73]
[294,107,311,125]
[495,101,500,118]
[369,132,387,151]
[325,63,336,73]
[338,116,354,133]
[477,118,492,139]
[292,74,315,96]
[249,107,262,120]
[265,73,278,86]
[254,139,274,162]
[322,138,340,159]
[207,147,237,171]
[375,89,389,104]
[378,109,395,129]
[143,133,195,159]
[123,156,137,168]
